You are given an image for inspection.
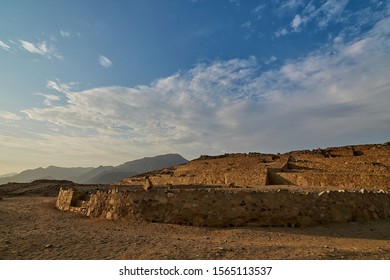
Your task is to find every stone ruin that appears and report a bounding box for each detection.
[56,143,390,227]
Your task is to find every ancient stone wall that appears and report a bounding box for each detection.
[268,172,390,189]
[55,188,73,211]
[117,154,270,188]
[56,187,390,227]
[115,144,390,190]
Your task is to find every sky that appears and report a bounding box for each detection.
[0,0,389,174]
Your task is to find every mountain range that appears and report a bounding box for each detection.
[0,154,188,185]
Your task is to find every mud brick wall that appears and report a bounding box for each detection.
[268,172,390,189]
[56,187,390,227]
[119,161,269,188]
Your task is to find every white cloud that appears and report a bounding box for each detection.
[0,14,378,171]
[99,55,113,68]
[278,0,349,35]
[291,14,303,31]
[20,16,390,160]
[281,0,304,10]
[36,93,61,106]
[60,30,71,38]
[241,21,251,29]
[0,40,11,51]
[275,28,288,37]
[0,111,22,121]
[251,4,266,19]
[19,39,62,59]
[47,80,77,93]
[317,0,349,28]
[265,55,277,64]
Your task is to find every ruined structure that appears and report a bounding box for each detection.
[56,143,390,227]
[115,143,390,190]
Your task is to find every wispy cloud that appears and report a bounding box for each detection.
[264,55,277,64]
[229,0,241,7]
[280,0,305,10]
[277,0,349,36]
[98,55,113,68]
[35,93,61,106]
[274,28,288,38]
[47,80,77,94]
[291,14,303,31]
[0,111,22,121]
[60,30,71,38]
[19,39,62,59]
[0,40,11,51]
[21,15,390,160]
[251,4,266,20]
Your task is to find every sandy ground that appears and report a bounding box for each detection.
[0,196,389,260]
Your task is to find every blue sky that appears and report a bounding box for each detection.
[0,0,389,174]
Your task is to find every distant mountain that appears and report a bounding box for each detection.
[0,172,17,178]
[86,171,138,184]
[85,154,188,184]
[70,165,115,183]
[0,154,188,185]
[0,166,93,185]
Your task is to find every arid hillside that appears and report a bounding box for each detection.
[115,143,390,190]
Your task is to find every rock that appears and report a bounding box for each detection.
[144,177,153,191]
[5,240,11,245]
[45,244,53,248]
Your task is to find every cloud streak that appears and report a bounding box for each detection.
[277,0,349,36]
[60,30,71,38]
[99,55,113,68]
[0,111,22,121]
[0,40,11,51]
[35,93,61,106]
[19,39,62,59]
[47,80,77,94]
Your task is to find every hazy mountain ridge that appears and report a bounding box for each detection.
[0,166,94,185]
[0,154,188,185]
[0,172,17,178]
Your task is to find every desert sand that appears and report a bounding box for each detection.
[1,195,389,260]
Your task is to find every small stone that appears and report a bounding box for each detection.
[167,192,174,198]
[5,240,11,245]
[45,244,53,248]
[143,177,153,191]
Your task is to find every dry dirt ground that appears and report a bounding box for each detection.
[0,196,389,260]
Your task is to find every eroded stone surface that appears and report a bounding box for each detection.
[56,187,390,227]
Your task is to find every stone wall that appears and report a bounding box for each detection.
[115,144,390,190]
[115,153,284,188]
[56,187,390,227]
[268,172,390,189]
